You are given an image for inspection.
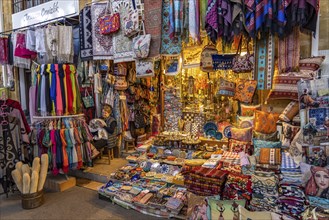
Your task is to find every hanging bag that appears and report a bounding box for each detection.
[132,21,151,59]
[135,59,154,78]
[124,0,140,37]
[200,44,218,72]
[98,0,120,35]
[82,88,95,108]
[232,36,255,73]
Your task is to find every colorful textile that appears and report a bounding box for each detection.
[144,0,163,58]
[278,28,300,73]
[112,0,134,63]
[79,6,93,61]
[223,172,252,200]
[254,110,279,134]
[161,0,182,55]
[253,139,281,158]
[205,0,219,44]
[0,37,8,64]
[91,3,114,60]
[279,101,299,122]
[281,152,299,170]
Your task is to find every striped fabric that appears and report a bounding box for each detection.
[278,28,300,73]
[281,152,299,169]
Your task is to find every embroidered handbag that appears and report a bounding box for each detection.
[98,1,120,35]
[217,78,235,97]
[135,59,154,78]
[134,110,146,129]
[124,0,139,37]
[82,89,95,108]
[200,44,218,72]
[232,37,255,73]
[212,54,236,70]
[132,21,151,59]
[234,78,257,103]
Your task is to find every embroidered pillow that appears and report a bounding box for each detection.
[267,71,314,101]
[254,110,279,134]
[237,116,254,128]
[207,198,246,220]
[259,148,281,165]
[253,131,279,141]
[229,139,253,154]
[186,193,208,220]
[281,122,300,148]
[239,205,272,220]
[230,127,253,142]
[299,56,325,71]
[279,101,299,122]
[234,79,257,103]
[240,104,261,117]
[253,139,282,158]
[301,164,329,199]
[217,78,235,97]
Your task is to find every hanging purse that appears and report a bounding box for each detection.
[132,21,151,59]
[200,44,218,72]
[234,78,257,103]
[98,0,120,35]
[82,88,95,108]
[135,59,154,78]
[217,78,236,97]
[124,0,140,37]
[232,37,255,73]
[212,53,236,70]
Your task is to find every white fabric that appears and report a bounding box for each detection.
[26,29,36,51]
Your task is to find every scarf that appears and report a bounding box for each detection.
[205,0,219,43]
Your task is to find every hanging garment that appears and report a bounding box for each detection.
[58,26,74,64]
[0,37,9,64]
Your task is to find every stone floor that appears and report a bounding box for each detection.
[0,186,163,220]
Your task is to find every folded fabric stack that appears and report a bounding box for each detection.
[220,151,240,165]
[277,153,307,219]
[202,158,221,168]
[184,166,228,196]
[249,171,279,212]
[222,172,252,201]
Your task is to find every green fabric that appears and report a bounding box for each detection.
[200,0,207,30]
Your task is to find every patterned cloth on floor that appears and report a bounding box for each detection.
[222,172,252,201]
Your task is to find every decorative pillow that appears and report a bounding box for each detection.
[301,164,329,199]
[288,130,303,165]
[299,56,325,71]
[239,205,272,220]
[281,122,300,148]
[253,131,278,141]
[267,71,313,101]
[207,198,246,220]
[234,79,257,103]
[307,146,327,167]
[186,193,208,220]
[229,139,252,154]
[254,110,279,134]
[240,104,261,117]
[279,101,299,122]
[230,127,253,142]
[237,116,254,128]
[259,148,281,165]
[308,107,329,126]
[252,139,282,158]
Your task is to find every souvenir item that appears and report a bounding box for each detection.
[252,139,282,158]
[229,139,252,154]
[240,104,261,116]
[123,0,139,37]
[279,101,299,122]
[98,1,120,35]
[135,59,154,78]
[234,79,257,103]
[259,148,281,165]
[253,131,278,141]
[132,21,151,59]
[200,44,218,72]
[207,198,246,220]
[212,54,236,70]
[237,116,254,128]
[82,89,95,108]
[217,78,235,97]
[254,110,279,134]
[299,56,325,71]
[186,193,208,220]
[232,37,254,73]
[114,75,128,90]
[230,127,252,142]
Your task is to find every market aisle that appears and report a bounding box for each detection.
[0,186,163,220]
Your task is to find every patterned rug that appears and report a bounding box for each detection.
[144,0,162,58]
[112,0,135,63]
[91,3,114,60]
[278,28,300,73]
[160,0,182,55]
[79,6,93,61]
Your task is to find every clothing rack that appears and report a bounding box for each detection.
[33,114,85,119]
[0,15,79,35]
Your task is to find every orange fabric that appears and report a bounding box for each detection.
[60,129,69,173]
[254,110,279,134]
[234,79,257,103]
[73,127,83,169]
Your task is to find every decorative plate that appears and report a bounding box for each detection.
[140,161,147,169]
[203,122,218,133]
[215,132,223,140]
[206,129,216,137]
[151,162,161,172]
[160,164,170,174]
[223,125,232,138]
[172,149,180,157]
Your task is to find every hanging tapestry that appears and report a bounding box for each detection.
[254,33,274,90]
[160,0,182,55]
[91,3,114,60]
[278,28,300,73]
[79,6,93,61]
[112,0,135,63]
[144,0,163,58]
